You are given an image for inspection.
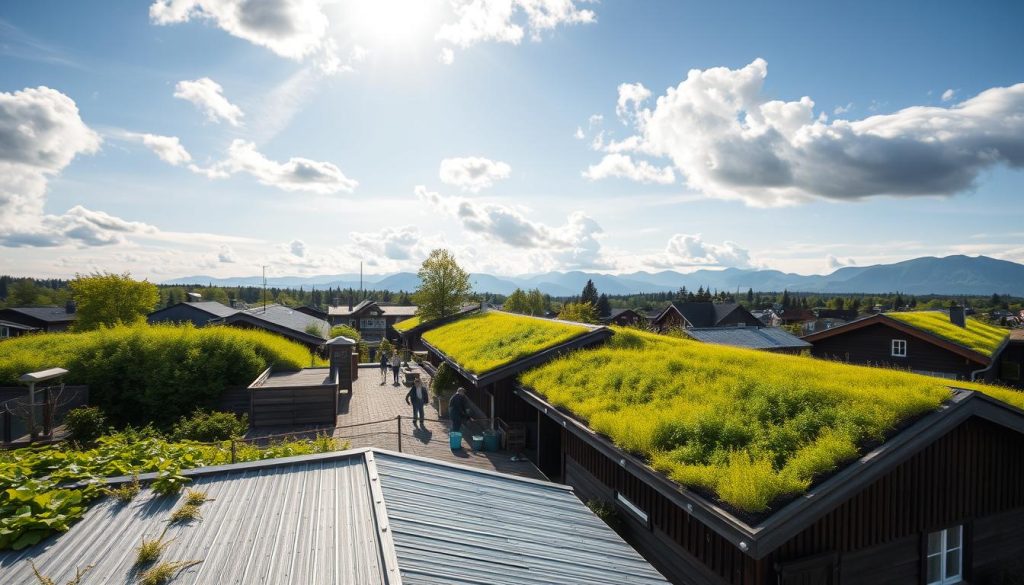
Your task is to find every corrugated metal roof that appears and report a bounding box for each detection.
[685,326,812,350]
[375,452,667,585]
[0,454,389,585]
[0,449,666,585]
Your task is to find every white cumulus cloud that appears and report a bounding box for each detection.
[582,153,674,184]
[126,132,193,166]
[195,139,358,194]
[941,88,956,102]
[350,225,425,261]
[439,156,511,192]
[416,185,606,268]
[0,86,160,248]
[174,77,244,126]
[592,58,1024,206]
[436,0,595,55]
[651,234,753,269]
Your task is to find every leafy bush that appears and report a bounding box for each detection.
[887,311,1008,356]
[170,410,248,442]
[519,327,1024,513]
[431,362,459,399]
[0,429,350,550]
[0,324,311,427]
[328,324,361,340]
[63,406,107,444]
[422,311,589,374]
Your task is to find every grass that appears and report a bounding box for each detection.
[887,311,1008,357]
[183,489,208,506]
[393,315,421,333]
[139,560,202,585]
[520,327,1024,514]
[30,561,93,585]
[169,503,202,523]
[106,474,141,503]
[136,534,173,566]
[422,311,591,374]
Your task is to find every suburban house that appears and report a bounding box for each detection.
[802,308,1010,382]
[653,302,764,331]
[682,326,811,354]
[148,298,329,350]
[602,308,646,327]
[327,299,417,343]
[0,448,666,584]
[0,302,78,333]
[999,329,1024,388]
[407,308,1024,585]
[0,319,38,340]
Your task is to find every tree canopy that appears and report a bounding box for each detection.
[559,301,599,324]
[70,272,158,330]
[412,249,472,321]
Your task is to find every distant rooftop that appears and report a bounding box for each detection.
[1,306,78,322]
[684,326,811,350]
[328,300,418,317]
[0,449,666,584]
[886,310,1009,358]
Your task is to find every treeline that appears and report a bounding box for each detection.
[0,275,414,310]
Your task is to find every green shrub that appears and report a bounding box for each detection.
[431,362,459,399]
[64,407,107,444]
[170,410,247,442]
[328,324,361,340]
[0,324,310,427]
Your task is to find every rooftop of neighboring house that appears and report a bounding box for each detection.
[885,310,1009,358]
[420,310,610,381]
[0,449,666,584]
[233,303,330,339]
[0,305,78,323]
[327,299,418,317]
[176,300,241,319]
[683,326,812,351]
[658,301,757,327]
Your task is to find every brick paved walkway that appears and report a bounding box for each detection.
[248,364,545,481]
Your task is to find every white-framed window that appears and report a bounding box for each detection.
[891,339,908,357]
[615,492,649,528]
[360,317,385,330]
[926,525,963,585]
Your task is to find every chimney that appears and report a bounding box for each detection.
[326,336,356,391]
[949,305,966,328]
[65,299,76,314]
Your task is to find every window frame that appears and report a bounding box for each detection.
[891,338,908,357]
[925,525,963,585]
[614,491,650,529]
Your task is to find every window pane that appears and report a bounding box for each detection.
[947,526,961,548]
[946,549,961,578]
[928,531,942,554]
[926,554,941,583]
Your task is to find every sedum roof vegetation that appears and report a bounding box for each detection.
[886,311,1008,357]
[392,314,421,333]
[520,327,1024,514]
[421,311,591,375]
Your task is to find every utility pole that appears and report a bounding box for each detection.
[262,265,268,312]
[360,261,363,300]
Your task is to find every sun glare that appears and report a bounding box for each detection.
[343,0,440,49]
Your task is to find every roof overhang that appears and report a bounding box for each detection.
[218,313,325,346]
[802,313,994,365]
[515,385,1024,559]
[395,305,481,338]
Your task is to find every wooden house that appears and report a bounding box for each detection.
[0,302,78,333]
[327,300,417,344]
[802,309,1010,382]
[653,302,763,331]
[602,308,646,327]
[414,309,1024,585]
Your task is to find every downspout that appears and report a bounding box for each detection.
[970,338,1009,381]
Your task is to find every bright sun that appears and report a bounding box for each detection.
[343,0,440,48]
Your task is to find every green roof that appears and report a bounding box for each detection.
[421,311,591,375]
[393,314,421,333]
[520,327,1024,514]
[886,311,1008,357]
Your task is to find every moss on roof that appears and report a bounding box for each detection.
[422,311,590,375]
[886,311,1008,357]
[520,327,1024,514]
[393,315,421,333]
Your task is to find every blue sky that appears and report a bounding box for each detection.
[1,0,1022,280]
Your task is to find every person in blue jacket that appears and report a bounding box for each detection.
[405,378,429,426]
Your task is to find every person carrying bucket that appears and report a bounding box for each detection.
[448,387,470,433]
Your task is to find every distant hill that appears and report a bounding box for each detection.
[162,255,1024,297]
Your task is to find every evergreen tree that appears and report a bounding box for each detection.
[504,288,529,314]
[746,288,754,303]
[596,293,612,318]
[580,279,599,306]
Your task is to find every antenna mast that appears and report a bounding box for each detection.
[262,265,268,312]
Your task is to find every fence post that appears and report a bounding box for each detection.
[231,439,237,464]
[396,415,402,453]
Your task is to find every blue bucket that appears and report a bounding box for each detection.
[483,432,500,452]
[449,431,463,450]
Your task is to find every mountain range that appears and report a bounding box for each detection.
[163,255,1024,297]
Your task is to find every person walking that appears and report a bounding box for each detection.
[390,350,402,385]
[405,378,429,426]
[448,387,470,433]
[378,350,389,385]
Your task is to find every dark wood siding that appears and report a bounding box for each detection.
[249,386,337,426]
[147,304,219,327]
[972,507,1024,583]
[809,321,981,379]
[995,342,1024,388]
